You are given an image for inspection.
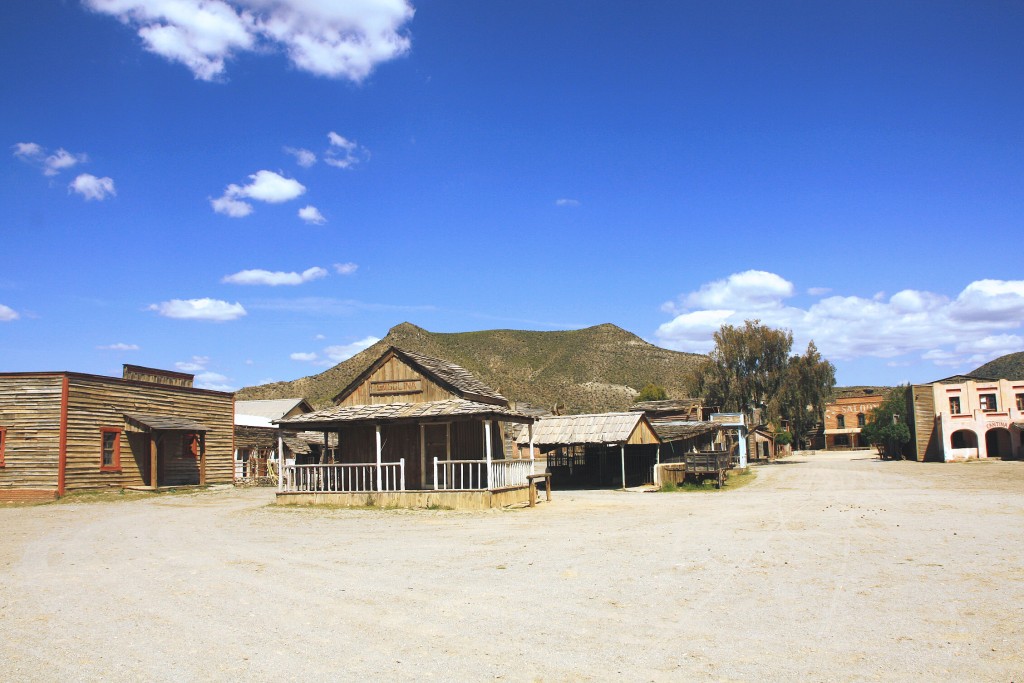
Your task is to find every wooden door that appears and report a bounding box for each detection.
[422,423,449,488]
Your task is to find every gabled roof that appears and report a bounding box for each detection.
[517,412,660,446]
[235,398,313,422]
[331,346,507,406]
[276,398,533,430]
[648,419,720,442]
[927,374,999,385]
[628,399,701,413]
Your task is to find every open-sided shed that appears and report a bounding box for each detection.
[519,412,661,489]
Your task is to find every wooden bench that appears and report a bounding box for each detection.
[683,451,733,489]
[527,472,552,507]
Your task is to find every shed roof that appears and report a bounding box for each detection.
[276,398,533,430]
[518,412,659,446]
[331,346,507,406]
[649,420,720,442]
[235,398,312,422]
[628,399,701,413]
[124,412,210,432]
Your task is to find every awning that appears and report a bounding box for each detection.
[124,412,210,432]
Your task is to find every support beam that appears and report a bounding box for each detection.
[620,444,626,491]
[419,424,426,489]
[150,434,158,490]
[199,433,206,486]
[277,432,285,492]
[375,425,383,492]
[484,419,493,490]
[529,423,535,475]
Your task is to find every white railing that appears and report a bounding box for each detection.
[433,458,536,491]
[282,461,405,493]
[489,458,534,489]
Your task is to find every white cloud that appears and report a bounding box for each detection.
[148,298,247,321]
[194,371,235,391]
[298,205,326,224]
[323,336,379,363]
[655,272,1024,369]
[0,304,19,322]
[290,351,318,361]
[313,333,326,340]
[69,174,116,201]
[210,195,253,217]
[222,266,327,286]
[212,170,305,216]
[175,356,210,372]
[285,146,317,167]
[333,262,358,275]
[85,0,413,82]
[555,198,580,207]
[807,286,831,296]
[13,142,88,176]
[324,131,368,169]
[97,342,140,351]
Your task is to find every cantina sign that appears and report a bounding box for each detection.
[370,379,423,396]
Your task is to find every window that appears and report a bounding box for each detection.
[1017,394,1024,411]
[857,413,866,428]
[100,428,121,471]
[836,414,845,429]
[979,394,998,412]
[949,396,961,414]
[0,427,6,467]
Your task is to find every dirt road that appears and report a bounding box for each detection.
[1,451,1021,681]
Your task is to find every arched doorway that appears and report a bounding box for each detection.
[946,432,978,458]
[985,428,1012,459]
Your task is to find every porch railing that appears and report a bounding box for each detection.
[282,461,405,493]
[433,458,535,490]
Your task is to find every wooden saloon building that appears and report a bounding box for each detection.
[0,365,234,502]
[273,347,537,509]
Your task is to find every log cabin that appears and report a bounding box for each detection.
[273,346,537,509]
[0,365,234,502]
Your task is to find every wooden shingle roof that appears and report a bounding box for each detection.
[331,346,507,406]
[518,412,659,446]
[276,398,533,430]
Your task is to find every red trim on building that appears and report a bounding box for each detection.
[0,426,7,467]
[100,427,122,472]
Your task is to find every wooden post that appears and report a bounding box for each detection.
[484,419,493,490]
[529,479,537,507]
[419,424,426,489]
[620,444,626,491]
[400,458,406,491]
[433,456,439,490]
[150,434,158,490]
[375,425,383,492]
[277,432,285,492]
[529,423,535,475]
[323,431,329,463]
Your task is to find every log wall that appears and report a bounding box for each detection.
[0,374,64,497]
[63,374,234,490]
[338,356,455,407]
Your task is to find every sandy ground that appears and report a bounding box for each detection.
[1,451,1021,682]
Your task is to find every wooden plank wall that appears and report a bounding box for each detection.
[0,374,63,494]
[63,375,234,490]
[911,385,937,462]
[626,419,659,445]
[339,356,455,407]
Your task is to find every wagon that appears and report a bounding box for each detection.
[683,450,734,489]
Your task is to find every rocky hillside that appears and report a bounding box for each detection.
[971,351,1024,380]
[236,322,706,413]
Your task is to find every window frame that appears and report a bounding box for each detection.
[949,396,961,415]
[978,393,998,412]
[100,427,122,472]
[836,414,845,429]
[1016,394,1024,412]
[856,413,866,428]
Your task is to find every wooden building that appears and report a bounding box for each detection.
[0,365,234,502]
[518,412,661,489]
[274,347,537,509]
[234,398,314,481]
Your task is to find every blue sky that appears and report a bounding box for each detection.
[3,0,1023,391]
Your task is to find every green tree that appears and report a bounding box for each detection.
[635,383,668,402]
[776,341,836,448]
[691,320,835,447]
[693,320,793,416]
[860,386,912,459]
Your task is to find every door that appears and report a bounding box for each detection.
[422,423,449,488]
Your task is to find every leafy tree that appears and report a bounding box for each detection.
[860,386,912,459]
[693,320,793,416]
[636,383,668,402]
[776,341,836,447]
[690,320,835,446]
